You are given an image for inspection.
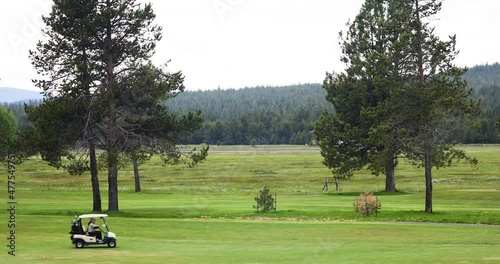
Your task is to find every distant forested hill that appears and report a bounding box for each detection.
[166,64,500,145]
[4,64,500,145]
[166,83,333,145]
[458,63,500,143]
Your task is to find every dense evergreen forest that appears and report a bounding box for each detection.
[3,64,500,145]
[1,99,40,134]
[459,63,500,143]
[166,83,333,145]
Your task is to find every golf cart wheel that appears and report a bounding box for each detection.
[75,240,85,248]
[107,239,116,248]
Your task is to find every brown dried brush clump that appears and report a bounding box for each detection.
[355,191,381,217]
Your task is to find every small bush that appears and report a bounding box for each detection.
[254,186,276,212]
[354,191,381,217]
[249,139,258,147]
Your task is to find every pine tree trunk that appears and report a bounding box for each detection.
[385,159,397,192]
[133,155,141,193]
[424,143,433,213]
[89,143,101,212]
[106,90,119,211]
[107,80,118,212]
[415,0,432,213]
[108,165,118,211]
[106,4,118,211]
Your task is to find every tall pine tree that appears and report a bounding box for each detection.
[315,0,404,191]
[383,0,479,212]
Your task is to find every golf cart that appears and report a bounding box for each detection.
[69,214,117,248]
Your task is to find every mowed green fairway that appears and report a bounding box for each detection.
[3,145,500,263]
[14,215,500,263]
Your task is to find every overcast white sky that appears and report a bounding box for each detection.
[1,0,499,92]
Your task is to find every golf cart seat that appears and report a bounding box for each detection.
[70,220,85,235]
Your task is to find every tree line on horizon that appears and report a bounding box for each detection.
[166,64,499,146]
[3,63,500,146]
[165,84,333,145]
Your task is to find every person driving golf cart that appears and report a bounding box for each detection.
[88,218,103,240]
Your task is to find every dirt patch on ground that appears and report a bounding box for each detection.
[203,216,359,223]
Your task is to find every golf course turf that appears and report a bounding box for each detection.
[2,145,500,263]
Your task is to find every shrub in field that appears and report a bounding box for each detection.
[354,191,381,217]
[254,186,276,212]
[250,139,258,147]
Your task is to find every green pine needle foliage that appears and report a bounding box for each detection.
[254,186,276,213]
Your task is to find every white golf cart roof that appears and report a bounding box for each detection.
[78,214,108,219]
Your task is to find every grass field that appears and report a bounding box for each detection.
[2,145,500,263]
